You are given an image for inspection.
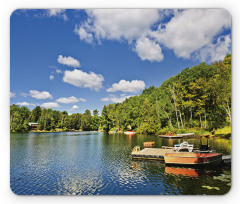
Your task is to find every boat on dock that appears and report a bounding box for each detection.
[164,152,222,166]
[131,139,230,166]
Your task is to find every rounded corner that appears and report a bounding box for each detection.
[10,9,20,20]
[220,8,232,22]
[221,184,232,196]
[10,184,20,196]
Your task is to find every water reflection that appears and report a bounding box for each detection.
[10,132,231,195]
[165,166,210,178]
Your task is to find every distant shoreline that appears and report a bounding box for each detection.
[10,129,104,133]
[10,128,231,138]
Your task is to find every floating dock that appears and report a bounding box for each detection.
[158,135,183,139]
[131,147,174,160]
[158,134,210,139]
[222,155,231,164]
[131,147,231,164]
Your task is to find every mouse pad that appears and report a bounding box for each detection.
[10,9,231,195]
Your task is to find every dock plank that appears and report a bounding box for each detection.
[158,134,211,139]
[158,135,183,139]
[131,148,174,160]
[222,155,231,164]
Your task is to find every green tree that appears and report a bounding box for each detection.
[30,106,42,122]
[82,109,92,130]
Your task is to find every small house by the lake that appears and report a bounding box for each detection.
[28,122,38,130]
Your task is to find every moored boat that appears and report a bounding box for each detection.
[164,152,222,166]
[143,141,155,147]
[124,131,135,135]
[109,129,118,134]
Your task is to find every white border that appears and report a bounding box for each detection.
[1,0,239,204]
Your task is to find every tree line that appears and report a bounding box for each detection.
[101,54,231,134]
[10,54,231,134]
[10,105,101,132]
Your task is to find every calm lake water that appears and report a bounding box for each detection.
[10,132,231,195]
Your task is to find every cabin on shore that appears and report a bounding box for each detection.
[28,122,38,130]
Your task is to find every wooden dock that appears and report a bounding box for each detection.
[222,155,231,164]
[158,135,183,139]
[131,147,231,165]
[131,148,174,160]
[158,134,210,139]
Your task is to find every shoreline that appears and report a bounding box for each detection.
[10,130,231,137]
[10,129,104,133]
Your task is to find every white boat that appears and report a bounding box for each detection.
[124,131,135,135]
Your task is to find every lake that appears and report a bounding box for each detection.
[10,132,231,195]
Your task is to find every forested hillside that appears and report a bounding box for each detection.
[10,54,231,133]
[101,54,231,134]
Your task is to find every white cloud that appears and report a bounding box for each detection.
[47,9,67,20]
[41,102,59,109]
[10,92,16,98]
[29,90,53,99]
[74,9,171,62]
[49,65,62,74]
[150,9,231,60]
[56,69,62,74]
[194,35,231,62]
[75,25,93,44]
[19,92,28,98]
[75,9,160,43]
[76,9,231,63]
[57,55,80,67]
[16,102,34,106]
[56,96,86,104]
[79,98,86,102]
[101,97,110,102]
[69,105,79,111]
[110,95,134,103]
[50,75,54,80]
[107,80,145,93]
[101,94,134,103]
[48,9,65,16]
[135,37,164,62]
[63,69,104,91]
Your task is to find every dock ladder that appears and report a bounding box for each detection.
[132,145,141,154]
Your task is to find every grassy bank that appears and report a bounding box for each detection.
[14,126,231,136]
[214,126,231,136]
[156,126,231,136]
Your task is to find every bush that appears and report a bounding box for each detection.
[157,126,174,135]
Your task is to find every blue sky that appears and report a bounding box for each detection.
[10,9,231,114]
